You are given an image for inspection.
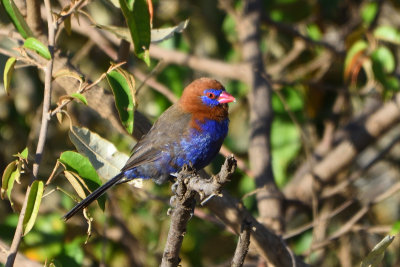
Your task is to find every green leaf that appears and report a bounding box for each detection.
[3,57,16,95]
[371,46,397,90]
[59,151,106,210]
[23,180,44,236]
[13,147,28,160]
[271,119,301,187]
[20,147,28,160]
[69,126,129,180]
[361,235,394,267]
[345,40,368,72]
[0,0,33,38]
[306,23,321,41]
[371,46,395,73]
[361,2,378,26]
[106,68,136,134]
[119,0,151,65]
[344,40,368,80]
[23,37,51,60]
[70,93,88,105]
[374,25,400,45]
[293,231,313,254]
[1,161,18,202]
[390,221,400,235]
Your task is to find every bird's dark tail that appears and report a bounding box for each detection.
[62,172,125,221]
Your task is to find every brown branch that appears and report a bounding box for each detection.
[161,156,237,267]
[262,15,345,56]
[0,240,42,267]
[309,182,400,253]
[231,220,251,267]
[206,189,308,267]
[284,93,400,204]
[321,134,400,199]
[234,0,284,233]
[26,0,42,35]
[5,1,56,265]
[149,45,250,83]
[284,199,354,240]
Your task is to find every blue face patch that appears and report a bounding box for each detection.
[201,89,223,107]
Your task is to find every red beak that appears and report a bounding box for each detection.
[217,91,236,104]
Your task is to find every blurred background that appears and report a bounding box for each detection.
[1,0,400,266]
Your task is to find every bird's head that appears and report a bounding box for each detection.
[180,78,235,121]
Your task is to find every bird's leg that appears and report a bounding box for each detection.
[167,165,197,216]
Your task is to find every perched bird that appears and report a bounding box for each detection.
[63,78,235,220]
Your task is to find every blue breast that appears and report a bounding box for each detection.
[177,118,229,169]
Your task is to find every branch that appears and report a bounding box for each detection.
[231,220,251,267]
[310,182,400,253]
[0,240,42,267]
[284,93,400,204]
[149,45,250,83]
[233,0,284,233]
[262,15,345,56]
[5,0,56,265]
[26,0,42,35]
[160,156,237,267]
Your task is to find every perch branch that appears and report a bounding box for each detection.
[160,156,237,267]
[231,220,251,267]
[161,156,236,267]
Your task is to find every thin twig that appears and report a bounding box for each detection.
[308,182,400,253]
[231,220,251,267]
[50,62,125,116]
[284,199,354,240]
[5,0,56,265]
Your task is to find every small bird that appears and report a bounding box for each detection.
[63,78,235,220]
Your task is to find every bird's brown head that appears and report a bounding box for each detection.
[179,78,235,122]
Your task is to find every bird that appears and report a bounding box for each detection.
[63,78,235,220]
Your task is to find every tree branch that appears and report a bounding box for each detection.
[235,0,284,233]
[26,0,42,35]
[0,239,42,267]
[284,93,400,203]
[5,0,55,265]
[161,156,237,267]
[231,220,251,267]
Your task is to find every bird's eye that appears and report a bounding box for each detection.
[207,92,216,99]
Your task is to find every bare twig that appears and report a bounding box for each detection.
[0,239,42,267]
[284,199,354,240]
[231,220,251,267]
[262,15,345,56]
[160,156,237,267]
[5,0,56,265]
[321,134,400,199]
[309,182,400,253]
